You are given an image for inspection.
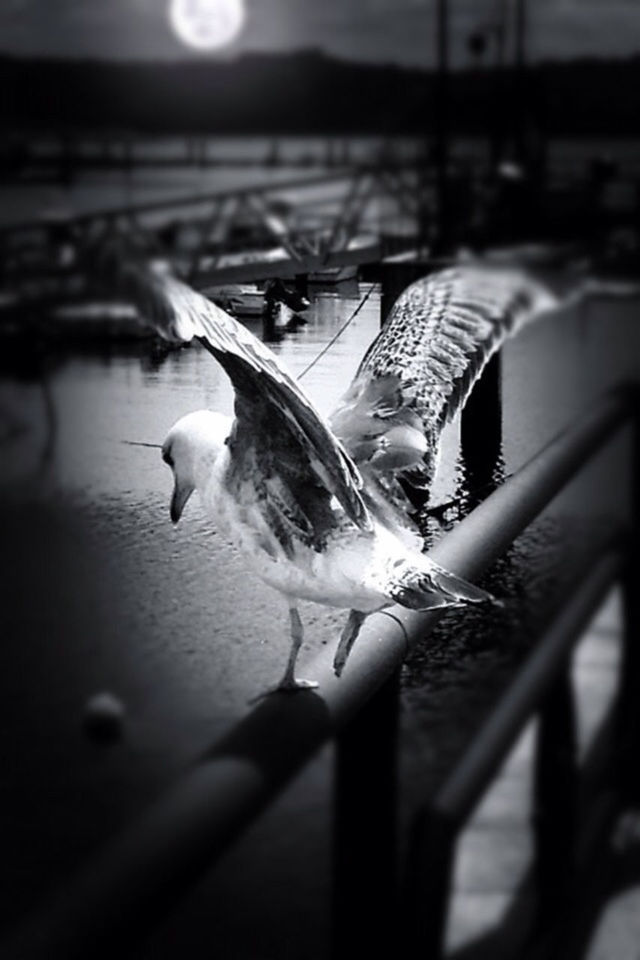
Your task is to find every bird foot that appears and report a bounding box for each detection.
[278,678,319,692]
[333,656,347,679]
[333,643,355,678]
[248,677,319,704]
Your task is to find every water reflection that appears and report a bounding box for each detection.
[0,288,383,490]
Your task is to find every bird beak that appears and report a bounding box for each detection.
[170,479,194,523]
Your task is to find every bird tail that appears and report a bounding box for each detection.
[386,556,495,611]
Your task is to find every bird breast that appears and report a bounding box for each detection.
[206,481,390,611]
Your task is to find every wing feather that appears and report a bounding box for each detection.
[385,555,494,610]
[331,264,558,506]
[102,250,371,533]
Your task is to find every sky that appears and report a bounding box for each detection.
[1,0,639,67]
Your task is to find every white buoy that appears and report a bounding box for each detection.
[83,691,125,742]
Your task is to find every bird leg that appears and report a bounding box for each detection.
[333,610,367,678]
[249,606,319,702]
[277,607,319,691]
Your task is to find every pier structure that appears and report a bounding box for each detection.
[0,133,374,181]
[0,163,431,320]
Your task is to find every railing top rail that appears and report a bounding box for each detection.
[432,545,624,827]
[5,385,637,958]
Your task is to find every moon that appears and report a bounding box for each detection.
[169,0,245,51]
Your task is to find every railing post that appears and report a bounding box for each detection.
[332,671,400,960]
[379,262,429,328]
[294,272,309,301]
[433,0,450,254]
[619,392,640,802]
[461,352,503,506]
[402,806,456,957]
[532,669,578,928]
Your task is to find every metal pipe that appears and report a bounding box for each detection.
[434,0,450,253]
[619,396,640,801]
[514,0,528,164]
[515,0,527,76]
[4,388,634,958]
[534,669,579,922]
[332,671,401,960]
[434,549,622,826]
[402,547,622,957]
[403,804,456,956]
[460,351,503,505]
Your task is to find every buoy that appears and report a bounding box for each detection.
[83,691,125,743]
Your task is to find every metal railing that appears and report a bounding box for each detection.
[403,546,626,959]
[4,385,638,959]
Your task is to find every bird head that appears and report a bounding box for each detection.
[162,410,231,522]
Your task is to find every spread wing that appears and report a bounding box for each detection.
[330,264,558,508]
[100,249,372,539]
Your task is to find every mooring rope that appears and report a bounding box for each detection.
[296,282,377,382]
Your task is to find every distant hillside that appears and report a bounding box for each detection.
[2,50,640,136]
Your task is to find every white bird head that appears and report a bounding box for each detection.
[162,410,232,522]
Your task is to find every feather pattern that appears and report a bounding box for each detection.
[385,555,495,610]
[101,249,506,688]
[331,264,558,500]
[102,252,372,535]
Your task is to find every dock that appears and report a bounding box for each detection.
[0,165,424,325]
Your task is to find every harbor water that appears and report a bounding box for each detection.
[1,132,639,952]
[0,279,637,955]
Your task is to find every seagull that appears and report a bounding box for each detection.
[105,251,558,692]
